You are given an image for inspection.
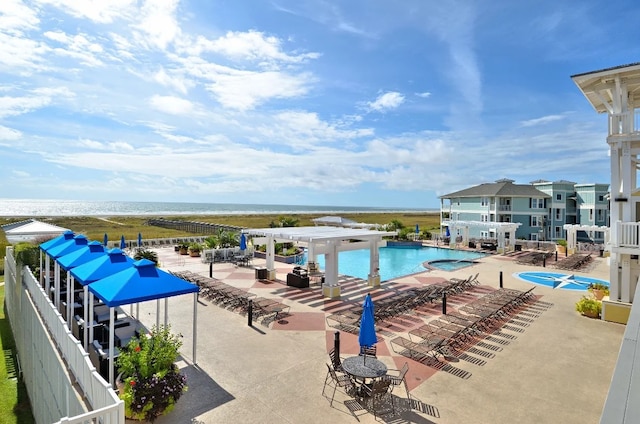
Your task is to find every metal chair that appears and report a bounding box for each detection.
[323,364,357,407]
[328,348,344,372]
[359,345,377,358]
[362,378,394,418]
[384,362,410,398]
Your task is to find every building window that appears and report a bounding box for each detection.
[531,216,542,227]
[589,209,594,221]
[555,208,561,220]
[481,214,488,222]
[597,209,604,221]
[555,226,562,238]
[531,198,544,209]
[598,195,604,201]
[480,231,488,238]
[481,197,488,206]
[556,193,562,201]
[531,233,538,241]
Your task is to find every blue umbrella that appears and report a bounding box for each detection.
[103,233,108,247]
[239,233,247,251]
[138,232,142,247]
[120,235,126,249]
[358,294,377,357]
[445,226,450,238]
[415,224,419,234]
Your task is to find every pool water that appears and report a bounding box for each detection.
[308,246,486,282]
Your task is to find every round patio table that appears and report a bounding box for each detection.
[341,356,387,379]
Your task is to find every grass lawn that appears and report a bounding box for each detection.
[0,284,35,424]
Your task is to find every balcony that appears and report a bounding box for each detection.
[498,205,511,212]
[614,222,640,250]
[609,110,640,136]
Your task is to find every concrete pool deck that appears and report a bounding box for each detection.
[132,247,624,424]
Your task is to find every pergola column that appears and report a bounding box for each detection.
[322,241,341,298]
[265,236,276,280]
[368,239,380,287]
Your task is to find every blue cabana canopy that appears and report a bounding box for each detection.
[57,241,107,271]
[47,235,89,259]
[40,230,75,252]
[70,248,134,286]
[88,259,199,307]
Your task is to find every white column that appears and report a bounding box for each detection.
[368,239,380,287]
[45,255,51,294]
[265,236,275,280]
[609,257,620,302]
[621,257,631,303]
[322,241,341,298]
[54,261,60,308]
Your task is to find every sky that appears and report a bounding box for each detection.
[1,0,639,209]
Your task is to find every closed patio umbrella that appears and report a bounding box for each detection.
[240,233,247,251]
[120,235,126,249]
[103,233,108,247]
[138,232,142,247]
[358,294,377,363]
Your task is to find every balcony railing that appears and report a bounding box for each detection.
[609,111,640,136]
[498,205,511,211]
[615,221,640,248]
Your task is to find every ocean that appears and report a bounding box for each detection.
[0,199,434,217]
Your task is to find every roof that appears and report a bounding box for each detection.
[312,216,379,229]
[243,226,396,243]
[571,62,640,114]
[440,180,550,199]
[2,219,70,243]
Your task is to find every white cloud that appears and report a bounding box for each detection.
[133,0,181,50]
[415,92,432,98]
[149,95,195,115]
[367,92,405,112]
[1,0,40,35]
[205,69,312,110]
[0,32,49,72]
[0,95,52,118]
[152,68,191,95]
[520,114,565,127]
[35,0,137,24]
[0,124,22,140]
[186,30,320,66]
[44,30,105,66]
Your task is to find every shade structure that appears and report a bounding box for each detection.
[57,241,107,271]
[47,235,89,259]
[120,235,126,249]
[89,259,199,307]
[70,248,135,285]
[358,294,377,349]
[103,233,108,246]
[69,248,136,353]
[137,232,142,247]
[239,233,247,251]
[88,259,199,386]
[39,230,75,253]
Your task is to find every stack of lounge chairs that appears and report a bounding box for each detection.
[553,253,592,270]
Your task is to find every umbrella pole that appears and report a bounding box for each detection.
[193,292,198,364]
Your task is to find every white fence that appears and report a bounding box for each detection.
[4,247,123,424]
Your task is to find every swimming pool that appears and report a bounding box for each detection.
[308,246,486,282]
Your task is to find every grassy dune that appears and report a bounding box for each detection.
[18,212,442,242]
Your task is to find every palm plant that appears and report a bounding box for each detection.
[133,248,158,265]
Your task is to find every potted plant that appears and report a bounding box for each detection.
[588,283,610,301]
[556,239,567,254]
[575,296,602,319]
[188,243,201,257]
[116,326,187,422]
[178,242,189,255]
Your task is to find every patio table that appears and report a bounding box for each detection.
[342,356,388,398]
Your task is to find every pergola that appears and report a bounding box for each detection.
[445,221,522,253]
[243,226,397,298]
[563,224,610,254]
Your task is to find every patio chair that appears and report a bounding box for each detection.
[359,345,377,358]
[362,378,394,418]
[383,362,410,398]
[323,364,357,407]
[328,348,344,373]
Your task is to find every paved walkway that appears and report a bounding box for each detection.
[131,248,624,424]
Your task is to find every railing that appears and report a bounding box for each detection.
[498,205,511,211]
[609,110,640,135]
[4,247,123,423]
[615,221,640,248]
